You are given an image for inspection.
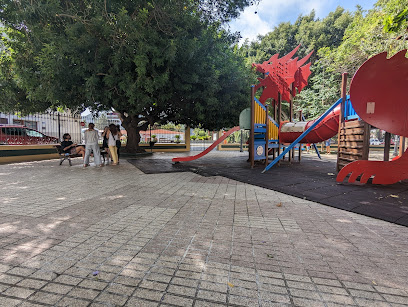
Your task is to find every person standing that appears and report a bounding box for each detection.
[325,138,331,154]
[84,123,103,167]
[107,124,119,165]
[101,126,112,163]
[116,125,122,163]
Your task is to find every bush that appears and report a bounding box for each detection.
[191,135,197,140]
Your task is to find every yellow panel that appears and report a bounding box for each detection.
[268,118,279,139]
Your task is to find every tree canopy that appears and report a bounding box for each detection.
[0,0,256,151]
[1,0,407,149]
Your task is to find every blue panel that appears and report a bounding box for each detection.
[344,95,360,121]
[254,124,266,129]
[254,140,266,160]
[254,135,266,140]
[254,128,266,133]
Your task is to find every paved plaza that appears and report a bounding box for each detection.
[130,151,408,227]
[0,156,407,306]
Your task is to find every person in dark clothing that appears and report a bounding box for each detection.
[60,133,85,158]
[101,126,112,162]
[116,125,122,162]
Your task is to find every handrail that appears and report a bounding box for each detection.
[254,97,279,128]
[262,97,342,173]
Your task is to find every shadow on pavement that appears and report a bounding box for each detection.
[128,152,408,227]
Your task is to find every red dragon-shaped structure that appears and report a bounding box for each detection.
[337,50,408,184]
[252,45,313,104]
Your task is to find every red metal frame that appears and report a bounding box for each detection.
[252,45,313,104]
[172,126,240,163]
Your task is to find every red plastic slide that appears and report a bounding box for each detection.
[279,105,341,144]
[172,126,240,162]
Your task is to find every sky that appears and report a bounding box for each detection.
[228,0,378,43]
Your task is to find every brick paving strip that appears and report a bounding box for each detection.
[0,159,407,306]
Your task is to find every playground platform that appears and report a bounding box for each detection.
[129,151,408,227]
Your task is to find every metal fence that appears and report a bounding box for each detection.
[140,124,186,144]
[80,114,187,145]
[225,129,250,144]
[0,111,82,145]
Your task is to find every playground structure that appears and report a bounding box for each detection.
[336,50,408,184]
[173,47,408,185]
[249,45,342,171]
[172,126,240,163]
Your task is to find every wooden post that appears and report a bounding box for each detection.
[274,100,277,122]
[265,105,269,166]
[298,110,302,162]
[384,132,391,161]
[273,99,277,160]
[216,130,222,151]
[399,136,406,157]
[277,93,281,165]
[185,126,191,151]
[250,86,255,168]
[336,73,348,172]
[362,123,371,160]
[289,84,294,162]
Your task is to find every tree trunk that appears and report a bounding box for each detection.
[121,122,146,153]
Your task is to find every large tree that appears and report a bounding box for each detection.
[0,0,256,152]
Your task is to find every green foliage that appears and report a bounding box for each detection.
[384,8,408,32]
[381,0,408,33]
[192,128,211,140]
[239,7,354,66]
[190,135,197,140]
[226,129,248,143]
[241,1,408,120]
[0,0,255,151]
[160,123,184,132]
[325,1,408,76]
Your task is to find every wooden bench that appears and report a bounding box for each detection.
[55,145,108,166]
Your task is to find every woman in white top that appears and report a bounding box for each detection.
[106,124,120,165]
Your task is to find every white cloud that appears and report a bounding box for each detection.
[228,6,272,42]
[228,0,333,43]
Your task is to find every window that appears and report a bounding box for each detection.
[24,121,38,130]
[5,128,25,135]
[26,129,44,137]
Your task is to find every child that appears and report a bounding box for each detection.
[325,138,331,154]
[83,123,103,167]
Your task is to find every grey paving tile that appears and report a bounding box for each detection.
[0,158,407,307]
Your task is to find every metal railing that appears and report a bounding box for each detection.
[0,111,82,145]
[140,124,186,145]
